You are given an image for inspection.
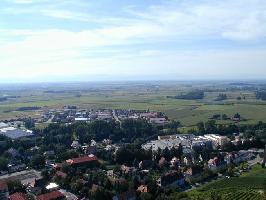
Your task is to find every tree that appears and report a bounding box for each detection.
[222,114,228,120]
[0,156,8,171]
[215,94,227,101]
[197,122,205,135]
[30,154,45,169]
[162,148,171,160]
[139,193,153,200]
[177,143,183,158]
[168,120,181,129]
[173,90,204,100]
[41,169,50,182]
[115,147,134,165]
[62,163,72,173]
[256,91,266,101]
[234,113,241,120]
[7,180,25,194]
[91,189,113,200]
[24,118,35,129]
[205,120,217,134]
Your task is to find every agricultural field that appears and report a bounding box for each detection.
[185,165,266,200]
[0,81,266,126]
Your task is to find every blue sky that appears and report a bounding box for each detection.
[0,0,266,82]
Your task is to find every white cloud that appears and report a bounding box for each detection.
[1,0,266,82]
[124,0,266,41]
[3,0,266,41]
[12,0,34,4]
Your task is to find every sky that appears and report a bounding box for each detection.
[0,0,266,82]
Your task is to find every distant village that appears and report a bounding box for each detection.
[0,106,265,200]
[41,106,169,125]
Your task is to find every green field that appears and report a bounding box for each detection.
[185,165,266,200]
[1,82,266,126]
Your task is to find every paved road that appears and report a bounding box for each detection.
[45,114,54,123]
[248,154,262,167]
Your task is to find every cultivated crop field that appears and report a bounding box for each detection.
[1,81,266,126]
[186,165,266,200]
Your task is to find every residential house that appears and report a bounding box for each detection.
[207,157,226,171]
[8,163,26,173]
[121,165,135,175]
[157,171,185,187]
[9,192,29,200]
[139,160,153,170]
[36,190,65,200]
[137,185,148,193]
[170,157,180,168]
[158,157,167,168]
[45,183,59,192]
[183,156,192,166]
[113,191,136,200]
[65,154,98,167]
[55,171,67,179]
[7,148,20,159]
[44,151,55,157]
[71,141,81,149]
[0,180,9,200]
[107,170,115,178]
[27,178,46,196]
[184,165,203,177]
[149,118,169,125]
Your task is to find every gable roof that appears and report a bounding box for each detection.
[0,180,8,191]
[66,155,97,165]
[56,171,67,178]
[36,191,65,200]
[9,192,28,200]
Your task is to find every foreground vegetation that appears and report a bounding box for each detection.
[182,165,266,200]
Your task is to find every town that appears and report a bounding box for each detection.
[0,107,265,200]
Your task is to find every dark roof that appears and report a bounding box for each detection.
[36,191,65,200]
[160,171,184,186]
[9,192,28,200]
[66,155,97,165]
[31,178,45,188]
[0,180,8,191]
[0,128,33,139]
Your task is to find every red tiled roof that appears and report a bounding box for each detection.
[36,191,65,200]
[66,155,97,165]
[56,171,67,178]
[0,180,8,190]
[137,185,148,193]
[9,192,28,200]
[53,163,62,170]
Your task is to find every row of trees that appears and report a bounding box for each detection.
[256,91,266,100]
[215,93,227,101]
[174,90,205,100]
[167,90,205,100]
[196,120,239,136]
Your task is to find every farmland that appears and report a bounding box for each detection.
[0,81,266,126]
[185,165,266,200]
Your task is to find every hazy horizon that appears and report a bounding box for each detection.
[1,0,266,82]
